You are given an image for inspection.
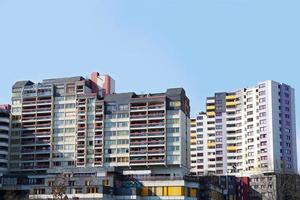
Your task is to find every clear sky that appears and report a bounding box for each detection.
[0,0,299,171]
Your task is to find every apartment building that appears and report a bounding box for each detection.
[102,88,191,176]
[9,72,114,176]
[0,104,10,176]
[192,80,297,176]
[6,72,191,197]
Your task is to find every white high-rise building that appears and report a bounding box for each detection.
[191,80,297,176]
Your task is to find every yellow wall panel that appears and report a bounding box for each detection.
[207,111,215,116]
[226,101,236,106]
[226,95,235,100]
[168,186,183,196]
[227,146,237,151]
[156,187,163,196]
[163,186,168,196]
[141,187,148,196]
[190,188,197,197]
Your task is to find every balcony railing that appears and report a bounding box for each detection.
[37,100,52,104]
[130,141,147,145]
[130,115,147,119]
[23,101,36,105]
[148,131,164,135]
[130,151,147,154]
[148,149,165,154]
[147,158,165,163]
[148,123,164,127]
[130,159,147,163]
[148,114,165,118]
[148,140,164,145]
[130,132,146,136]
[130,106,147,110]
[148,106,164,110]
[130,124,147,128]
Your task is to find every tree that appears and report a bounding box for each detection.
[51,173,69,200]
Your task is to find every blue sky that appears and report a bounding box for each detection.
[0,0,299,171]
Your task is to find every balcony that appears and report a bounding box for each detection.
[207,143,216,148]
[148,149,165,154]
[36,123,51,128]
[130,159,147,164]
[77,127,86,132]
[148,113,165,119]
[95,109,103,113]
[226,95,236,100]
[21,155,34,161]
[95,124,103,129]
[148,122,164,128]
[35,147,50,153]
[148,140,164,145]
[130,123,147,128]
[21,131,35,137]
[21,140,35,145]
[148,131,164,137]
[36,139,51,144]
[148,105,164,111]
[206,106,216,111]
[36,155,50,160]
[130,140,147,146]
[226,101,236,107]
[148,157,165,163]
[207,112,215,117]
[130,114,147,120]
[36,116,51,121]
[35,164,50,169]
[37,99,52,104]
[21,148,35,153]
[22,108,36,113]
[22,123,36,128]
[130,150,147,155]
[36,108,51,113]
[130,132,146,138]
[35,131,51,136]
[130,106,147,111]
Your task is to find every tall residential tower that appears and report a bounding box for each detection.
[191,80,297,176]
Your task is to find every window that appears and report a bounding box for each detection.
[197,116,203,120]
[167,146,180,151]
[117,122,128,127]
[106,104,117,112]
[259,91,266,96]
[259,105,266,110]
[167,128,180,133]
[167,155,180,161]
[196,128,203,132]
[169,101,181,107]
[216,125,222,130]
[117,139,129,145]
[65,120,75,125]
[247,97,253,102]
[118,104,129,111]
[167,119,179,124]
[105,140,116,145]
[75,188,82,194]
[259,83,265,88]
[259,98,266,103]
[87,187,98,193]
[167,137,179,142]
[105,122,116,128]
[259,112,266,117]
[117,113,128,118]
